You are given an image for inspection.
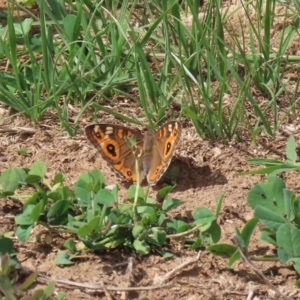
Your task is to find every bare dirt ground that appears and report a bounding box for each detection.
[2,106,300,300]
[1,1,300,300]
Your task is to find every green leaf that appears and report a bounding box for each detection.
[29,161,46,178]
[89,169,106,189]
[101,238,125,249]
[0,245,19,268]
[95,189,115,206]
[0,190,13,198]
[33,290,44,298]
[63,15,77,40]
[25,174,42,184]
[0,274,17,300]
[156,186,174,202]
[162,198,184,212]
[260,229,277,246]
[133,240,150,255]
[240,217,259,247]
[110,185,119,203]
[241,164,297,176]
[30,197,47,222]
[77,216,100,237]
[128,185,145,202]
[167,219,192,233]
[235,228,246,249]
[189,238,203,250]
[152,230,166,247]
[286,136,297,163]
[87,216,101,231]
[278,247,294,264]
[74,172,93,203]
[201,220,221,244]
[16,225,33,242]
[248,158,288,166]
[63,239,77,253]
[248,176,286,214]
[293,198,300,215]
[18,272,38,291]
[48,191,63,201]
[207,244,237,257]
[178,223,193,233]
[132,225,144,238]
[254,205,287,232]
[53,173,64,185]
[57,291,66,300]
[228,218,259,267]
[23,191,46,211]
[0,254,11,274]
[58,186,72,200]
[284,189,295,222]
[193,207,216,224]
[140,207,157,225]
[47,200,71,223]
[43,281,55,297]
[182,106,202,120]
[215,194,224,217]
[156,250,173,258]
[14,18,33,35]
[74,170,105,205]
[277,223,300,257]
[291,258,300,276]
[54,251,74,265]
[228,250,241,267]
[157,213,166,226]
[0,237,14,255]
[0,167,27,192]
[15,205,35,225]
[75,224,88,237]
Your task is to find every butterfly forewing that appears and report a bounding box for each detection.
[147,121,181,185]
[85,124,142,162]
[85,124,145,182]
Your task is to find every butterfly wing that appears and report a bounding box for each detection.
[146,121,181,185]
[85,124,144,182]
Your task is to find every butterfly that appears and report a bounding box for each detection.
[85,121,181,185]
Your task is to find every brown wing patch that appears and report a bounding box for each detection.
[161,122,181,160]
[85,125,121,162]
[85,124,143,183]
[147,121,181,185]
[111,159,137,181]
[147,161,167,183]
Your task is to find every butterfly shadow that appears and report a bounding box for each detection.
[152,158,228,192]
[116,158,227,192]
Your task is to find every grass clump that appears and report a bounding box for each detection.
[0,0,300,140]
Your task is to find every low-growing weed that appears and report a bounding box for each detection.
[0,162,223,264]
[208,136,300,287]
[0,241,60,299]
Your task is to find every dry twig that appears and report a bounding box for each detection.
[154,251,201,285]
[0,126,36,134]
[120,257,134,300]
[100,280,114,300]
[37,273,171,292]
[233,236,291,300]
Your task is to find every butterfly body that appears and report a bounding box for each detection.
[85,121,181,185]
